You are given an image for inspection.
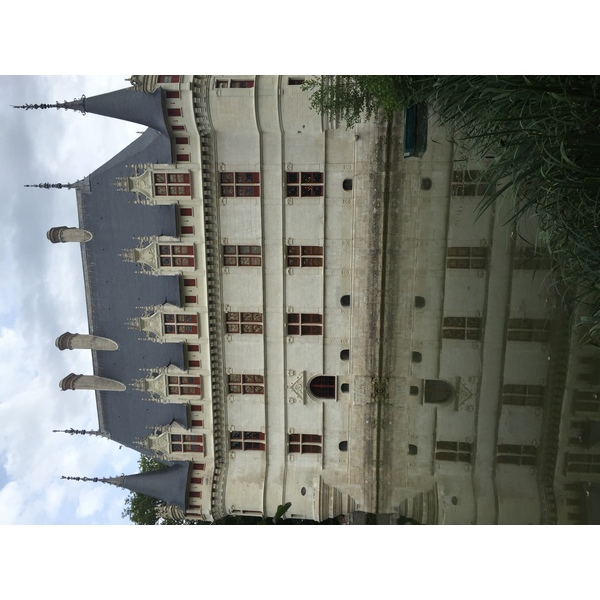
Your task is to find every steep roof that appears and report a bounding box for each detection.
[65,87,170,136]
[75,126,190,449]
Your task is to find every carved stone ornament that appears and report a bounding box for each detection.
[290,371,305,401]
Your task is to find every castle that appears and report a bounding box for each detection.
[24,75,600,524]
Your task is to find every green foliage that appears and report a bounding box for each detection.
[121,456,204,525]
[305,75,600,334]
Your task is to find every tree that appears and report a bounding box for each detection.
[121,456,204,525]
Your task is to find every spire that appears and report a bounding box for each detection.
[53,428,108,438]
[25,182,79,190]
[13,95,87,114]
[15,87,168,135]
[61,462,191,508]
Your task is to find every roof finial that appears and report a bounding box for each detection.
[13,95,87,115]
[24,182,78,190]
[53,428,107,437]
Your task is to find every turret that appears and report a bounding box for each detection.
[55,332,118,351]
[47,226,93,244]
[59,373,126,392]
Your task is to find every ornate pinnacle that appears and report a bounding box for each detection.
[53,428,105,437]
[61,476,101,483]
[12,95,87,114]
[24,182,77,190]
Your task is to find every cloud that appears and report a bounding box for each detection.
[0,76,143,524]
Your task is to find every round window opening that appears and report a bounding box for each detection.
[451,496,458,505]
[339,441,348,451]
[301,487,307,496]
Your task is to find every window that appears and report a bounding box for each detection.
[226,312,263,334]
[154,172,191,196]
[193,463,205,471]
[442,317,481,340]
[573,390,600,414]
[288,434,322,454]
[414,296,426,308]
[172,125,186,131]
[228,374,264,394]
[191,477,203,484]
[286,245,323,267]
[340,349,350,361]
[446,247,487,269]
[309,376,336,399]
[424,380,453,404]
[565,452,600,474]
[340,295,351,307]
[451,170,488,196]
[507,318,549,342]
[181,227,194,235]
[191,420,204,427]
[159,244,195,267]
[502,384,545,407]
[190,404,203,412]
[230,431,265,451]
[409,386,420,396]
[216,79,229,88]
[185,295,197,304]
[412,351,422,363]
[168,375,201,396]
[288,78,305,85]
[286,172,324,197]
[171,434,203,453]
[175,136,189,145]
[220,172,260,197]
[167,108,182,117]
[343,178,353,191]
[514,246,552,270]
[166,91,180,99]
[189,360,200,367]
[179,208,193,217]
[231,80,254,88]
[421,178,432,190]
[223,245,262,267]
[177,154,190,162]
[287,313,322,335]
[184,279,196,287]
[339,441,348,451]
[496,444,537,466]
[341,383,350,393]
[159,76,181,84]
[408,444,418,455]
[436,441,472,462]
[163,313,198,335]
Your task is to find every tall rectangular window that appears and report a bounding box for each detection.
[288,434,322,454]
[168,375,201,396]
[230,431,265,451]
[435,441,472,462]
[163,313,198,335]
[220,172,260,197]
[287,246,323,267]
[513,246,552,270]
[573,390,600,414]
[451,170,488,196]
[496,444,537,466]
[176,154,190,162]
[228,374,264,394]
[159,244,195,267]
[175,136,189,145]
[287,313,322,336]
[181,226,194,235]
[230,80,254,88]
[288,78,305,85]
[502,384,545,407]
[286,172,324,197]
[565,452,600,474]
[154,173,191,197]
[159,76,181,84]
[171,434,203,453]
[442,317,481,340]
[223,245,262,266]
[166,90,180,98]
[446,247,487,269]
[226,312,263,334]
[507,319,549,342]
[167,108,182,117]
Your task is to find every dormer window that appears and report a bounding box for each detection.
[163,314,198,335]
[159,245,195,268]
[171,434,203,453]
[154,173,191,197]
[168,375,202,396]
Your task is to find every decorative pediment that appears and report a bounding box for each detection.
[290,371,306,401]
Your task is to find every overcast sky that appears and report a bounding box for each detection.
[0,76,144,524]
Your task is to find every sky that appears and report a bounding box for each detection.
[0,76,143,524]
